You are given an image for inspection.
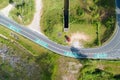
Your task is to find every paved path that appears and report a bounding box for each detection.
[27,0,43,33]
[0,4,14,17]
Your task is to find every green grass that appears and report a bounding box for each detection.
[102,61,120,74]
[0,0,9,9]
[41,0,115,47]
[78,60,120,80]
[9,0,35,25]
[88,60,120,75]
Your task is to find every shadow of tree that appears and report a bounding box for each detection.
[95,0,115,8]
[114,74,120,79]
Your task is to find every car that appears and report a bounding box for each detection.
[65,35,71,42]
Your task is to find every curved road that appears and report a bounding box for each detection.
[0,0,120,59]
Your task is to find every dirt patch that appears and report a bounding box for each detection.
[97,64,104,70]
[57,56,83,80]
[69,32,90,48]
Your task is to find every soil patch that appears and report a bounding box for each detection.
[69,32,90,48]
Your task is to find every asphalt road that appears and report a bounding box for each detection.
[0,0,120,59]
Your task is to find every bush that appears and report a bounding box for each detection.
[10,0,35,25]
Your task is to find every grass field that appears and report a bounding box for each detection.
[41,0,116,47]
[0,0,9,9]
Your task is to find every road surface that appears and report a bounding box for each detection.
[0,0,120,59]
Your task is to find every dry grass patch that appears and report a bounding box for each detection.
[69,32,90,48]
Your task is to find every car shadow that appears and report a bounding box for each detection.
[70,46,87,58]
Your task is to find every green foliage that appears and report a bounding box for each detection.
[95,0,115,8]
[10,0,35,25]
[80,68,114,80]
[76,7,84,17]
[78,60,120,80]
[35,52,57,80]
